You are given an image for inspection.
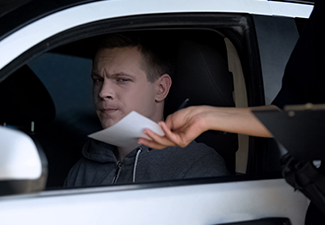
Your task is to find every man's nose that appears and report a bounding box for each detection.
[98,79,115,99]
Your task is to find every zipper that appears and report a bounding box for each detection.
[133,147,142,183]
[112,161,123,184]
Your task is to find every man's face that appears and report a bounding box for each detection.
[92,47,159,129]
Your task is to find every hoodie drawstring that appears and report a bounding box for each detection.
[133,148,142,183]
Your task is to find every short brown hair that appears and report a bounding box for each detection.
[96,32,174,82]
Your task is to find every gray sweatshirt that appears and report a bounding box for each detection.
[65,139,229,187]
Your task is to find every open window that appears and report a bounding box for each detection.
[0,13,277,191]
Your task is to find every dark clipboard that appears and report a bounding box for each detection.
[252,104,325,161]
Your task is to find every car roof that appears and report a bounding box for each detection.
[0,0,315,41]
[0,0,97,41]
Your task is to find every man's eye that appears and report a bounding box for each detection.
[117,78,131,82]
[92,77,103,83]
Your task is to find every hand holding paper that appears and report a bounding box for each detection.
[88,111,164,148]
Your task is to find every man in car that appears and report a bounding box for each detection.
[64,32,229,186]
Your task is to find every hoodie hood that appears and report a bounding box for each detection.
[82,139,118,163]
[82,139,147,163]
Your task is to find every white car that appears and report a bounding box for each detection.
[0,0,314,224]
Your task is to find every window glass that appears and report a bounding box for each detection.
[28,53,93,115]
[23,30,239,189]
[0,13,278,193]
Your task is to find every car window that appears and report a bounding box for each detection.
[26,52,100,187]
[0,13,281,191]
[28,53,93,115]
[26,29,239,188]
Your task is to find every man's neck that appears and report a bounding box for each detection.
[115,113,164,161]
[117,145,140,162]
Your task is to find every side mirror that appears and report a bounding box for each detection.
[0,126,47,196]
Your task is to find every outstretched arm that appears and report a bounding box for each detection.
[138,105,276,149]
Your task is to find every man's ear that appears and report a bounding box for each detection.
[155,74,172,102]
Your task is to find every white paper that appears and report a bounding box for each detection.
[88,111,164,148]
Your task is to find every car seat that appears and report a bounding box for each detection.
[164,39,238,174]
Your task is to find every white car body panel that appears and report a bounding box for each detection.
[0,0,313,71]
[269,1,313,17]
[0,179,308,225]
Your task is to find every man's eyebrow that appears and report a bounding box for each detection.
[114,73,136,79]
[91,72,136,78]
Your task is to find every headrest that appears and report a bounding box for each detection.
[0,65,55,128]
[165,40,234,116]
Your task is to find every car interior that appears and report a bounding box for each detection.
[0,28,281,190]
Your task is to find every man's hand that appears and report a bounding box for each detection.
[138,106,209,149]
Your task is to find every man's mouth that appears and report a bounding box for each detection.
[100,108,118,113]
[102,108,117,111]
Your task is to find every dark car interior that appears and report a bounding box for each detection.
[0,29,271,189]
